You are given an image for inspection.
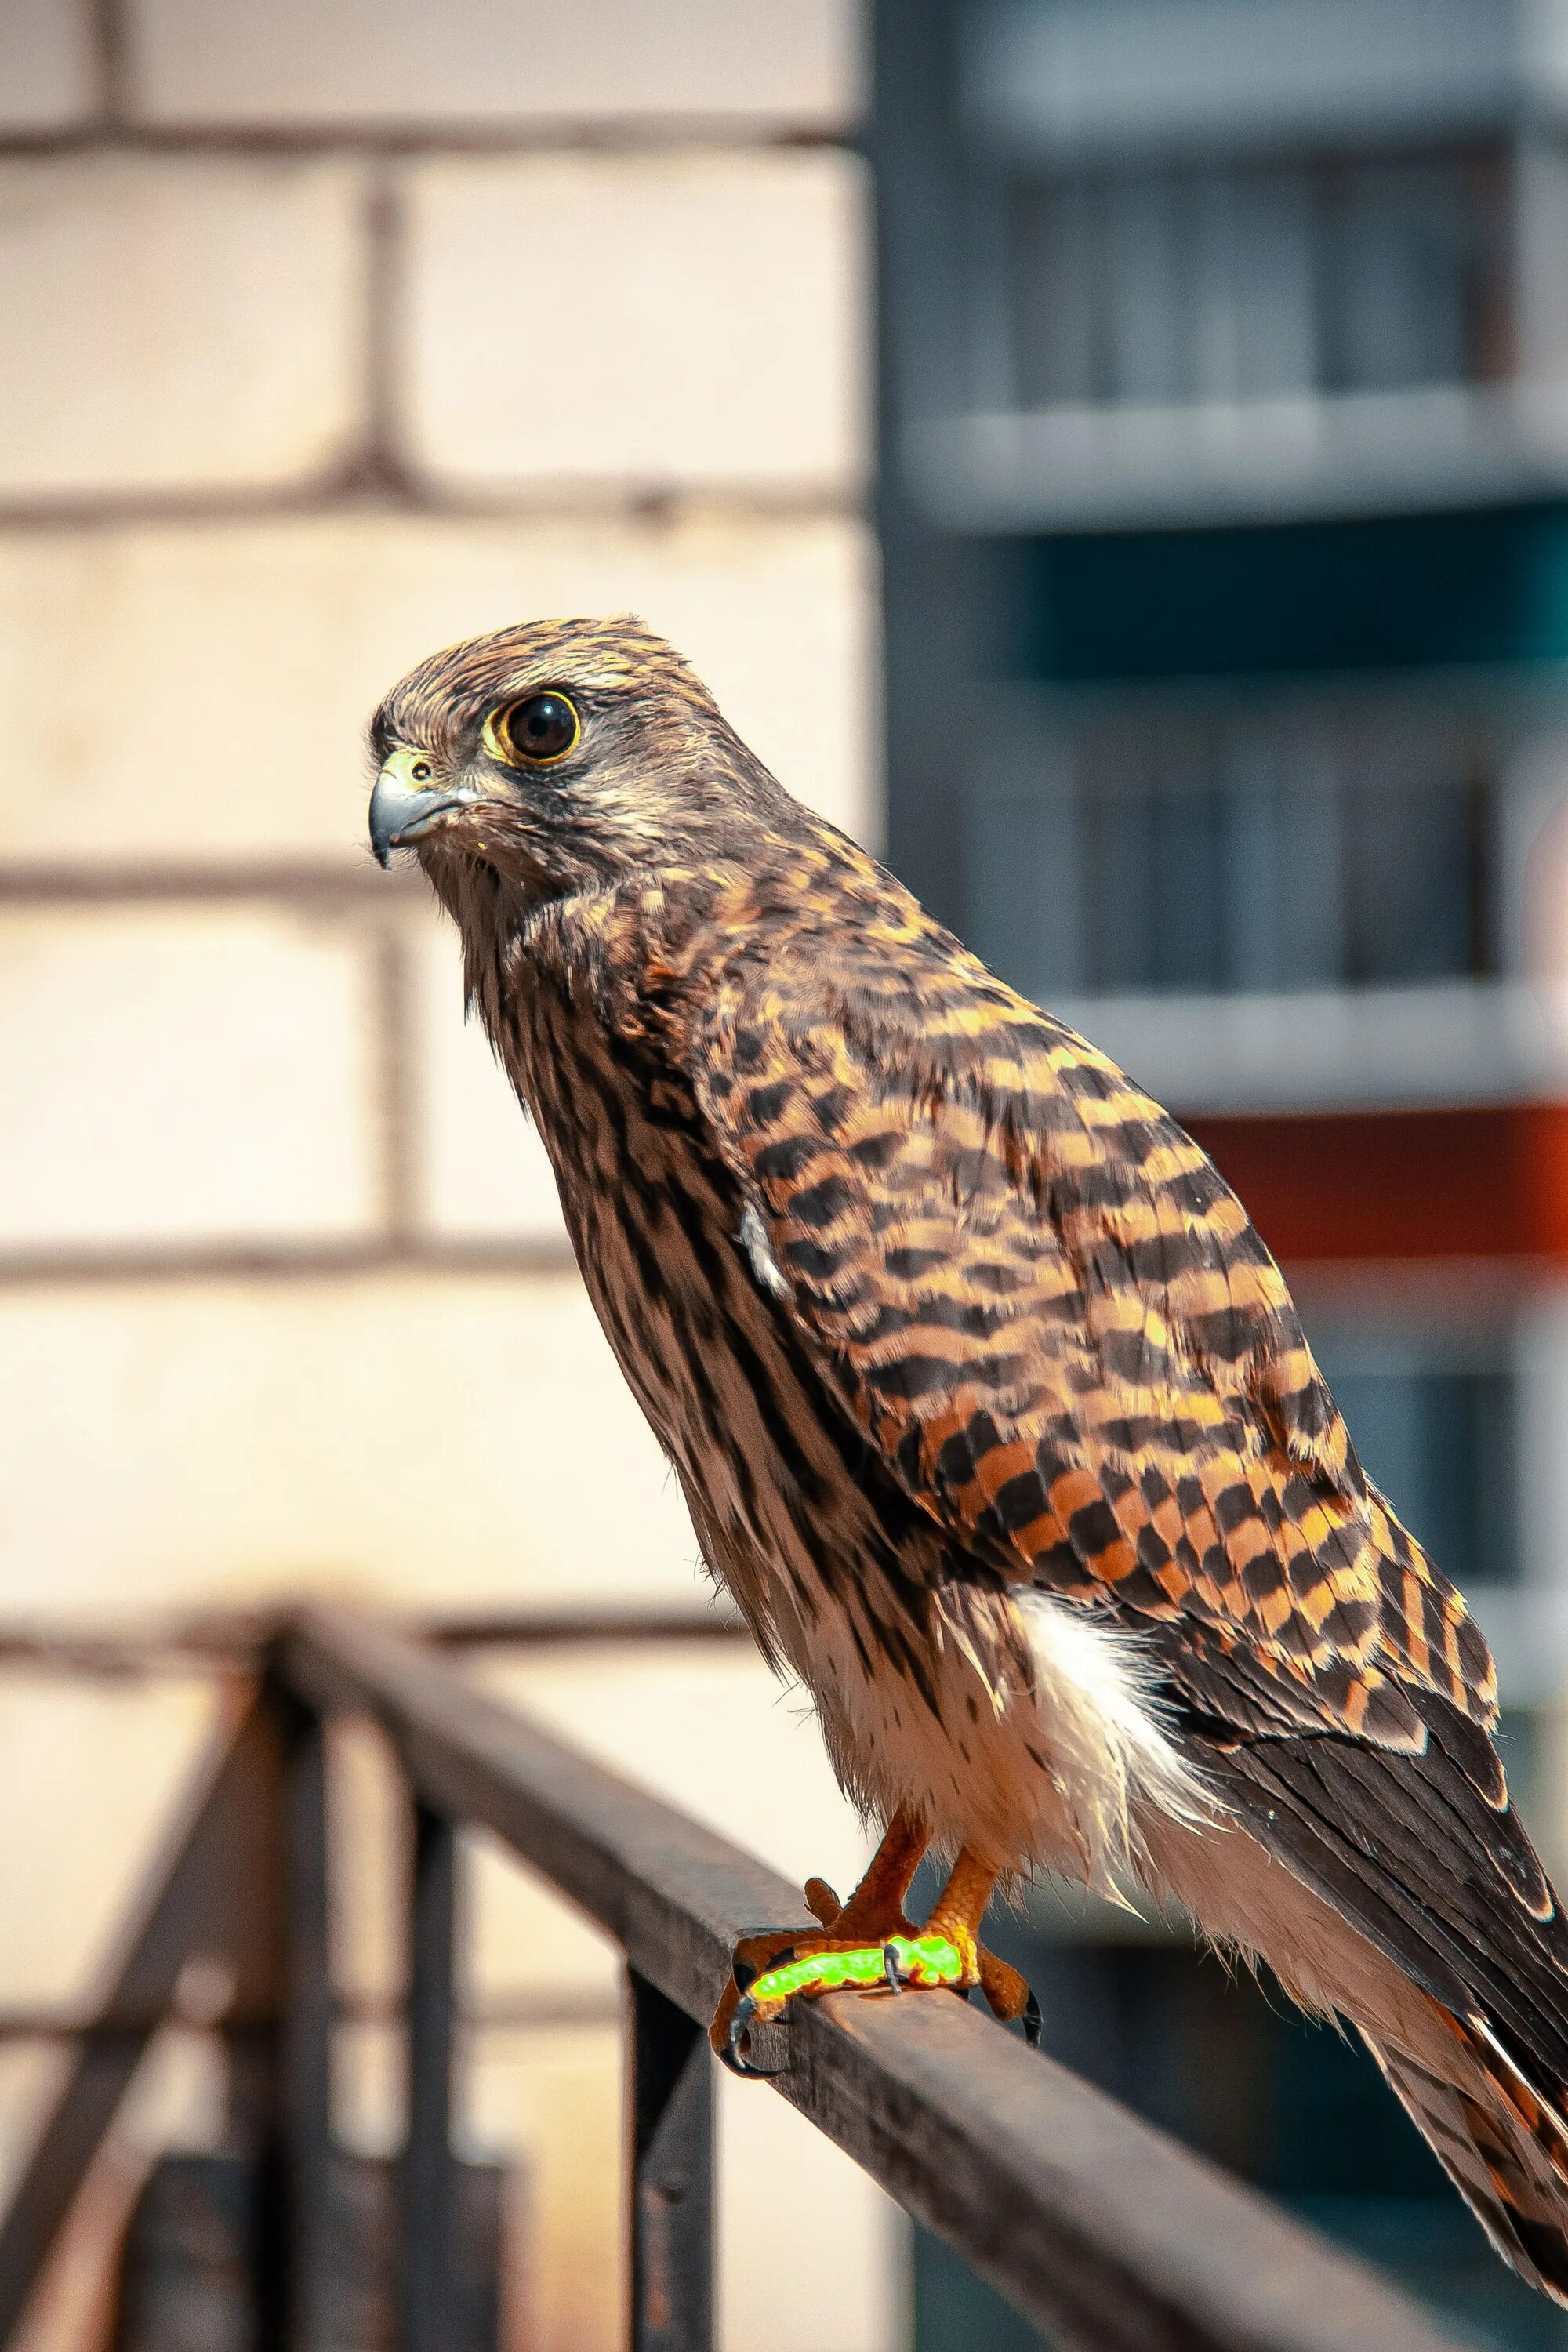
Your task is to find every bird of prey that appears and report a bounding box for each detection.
[370,615,1568,2301]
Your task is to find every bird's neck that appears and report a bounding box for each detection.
[439,812,942,1094]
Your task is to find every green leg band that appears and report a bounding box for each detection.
[747,1933,965,2013]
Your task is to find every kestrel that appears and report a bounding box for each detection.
[369,618,1568,2302]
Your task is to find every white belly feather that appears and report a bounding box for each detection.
[789,1573,1213,1886]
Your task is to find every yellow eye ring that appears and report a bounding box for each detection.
[485,690,581,768]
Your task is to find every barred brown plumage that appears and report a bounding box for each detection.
[370,615,1568,2299]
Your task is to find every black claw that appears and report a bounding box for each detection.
[721,1994,787,2080]
[1022,1986,1043,2049]
[883,1943,906,1994]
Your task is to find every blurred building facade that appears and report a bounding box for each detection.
[0,5,895,2350]
[12,1,1568,2347]
[874,1,1568,2343]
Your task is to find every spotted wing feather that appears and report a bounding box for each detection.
[689,927,1494,1748]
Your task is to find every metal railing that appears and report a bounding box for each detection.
[0,1606,1469,2352]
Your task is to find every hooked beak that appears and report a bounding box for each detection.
[369,750,481,869]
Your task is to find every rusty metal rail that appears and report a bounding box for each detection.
[0,1604,1469,2352]
[284,1608,1464,2352]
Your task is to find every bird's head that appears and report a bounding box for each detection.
[368,615,793,906]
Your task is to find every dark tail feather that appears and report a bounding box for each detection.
[1367,2011,1568,2305]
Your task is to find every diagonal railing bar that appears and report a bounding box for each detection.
[281,1606,1466,2352]
[0,1687,285,2346]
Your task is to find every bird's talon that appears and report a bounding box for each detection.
[804,1876,843,1927]
[1022,1987,1043,2049]
[721,1996,787,2080]
[712,1828,990,2077]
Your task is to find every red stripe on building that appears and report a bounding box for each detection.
[1186,1104,1568,1263]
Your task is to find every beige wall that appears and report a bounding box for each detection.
[0,2,895,2343]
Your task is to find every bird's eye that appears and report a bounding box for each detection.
[488,691,581,768]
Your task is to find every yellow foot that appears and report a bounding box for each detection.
[808,1871,1040,2043]
[975,1944,1040,2037]
[713,1929,972,2077]
[710,1871,1040,2078]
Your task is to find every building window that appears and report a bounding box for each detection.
[1000,146,1510,414]
[968,700,1501,1000]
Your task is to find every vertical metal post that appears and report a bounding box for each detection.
[628,1970,713,2352]
[401,1801,458,2352]
[282,1701,334,2352]
[229,2020,288,2352]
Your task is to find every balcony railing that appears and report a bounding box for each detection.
[0,1606,1472,2352]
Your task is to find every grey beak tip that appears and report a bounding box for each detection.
[369,769,477,869]
[370,770,434,869]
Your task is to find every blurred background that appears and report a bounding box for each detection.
[3,0,1568,2346]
